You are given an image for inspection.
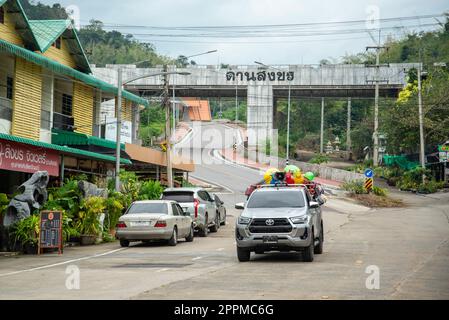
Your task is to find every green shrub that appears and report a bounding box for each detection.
[309,154,329,165]
[0,193,9,218]
[11,214,40,247]
[342,180,367,194]
[417,180,445,194]
[77,197,106,236]
[396,167,430,191]
[373,186,388,197]
[105,192,126,231]
[138,180,164,201]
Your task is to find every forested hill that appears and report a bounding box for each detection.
[20,0,173,67]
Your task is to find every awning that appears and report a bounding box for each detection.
[125,143,194,172]
[0,39,149,107]
[0,133,132,165]
[52,129,125,150]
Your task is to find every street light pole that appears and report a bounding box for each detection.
[162,65,174,188]
[287,82,291,161]
[417,64,426,184]
[115,68,123,191]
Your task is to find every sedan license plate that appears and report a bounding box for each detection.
[130,221,151,227]
[263,236,278,244]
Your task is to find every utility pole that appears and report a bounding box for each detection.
[115,68,122,191]
[286,82,291,161]
[417,64,426,184]
[320,98,325,154]
[347,97,352,160]
[366,45,388,166]
[172,79,176,138]
[163,65,173,188]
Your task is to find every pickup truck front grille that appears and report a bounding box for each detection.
[249,218,292,233]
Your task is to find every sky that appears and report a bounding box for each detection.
[40,0,449,65]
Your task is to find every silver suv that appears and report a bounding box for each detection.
[235,186,324,262]
[161,188,219,237]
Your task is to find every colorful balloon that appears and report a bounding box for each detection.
[293,171,304,184]
[264,168,279,184]
[285,172,295,185]
[284,165,300,174]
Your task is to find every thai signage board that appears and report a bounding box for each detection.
[38,211,63,255]
[0,139,60,176]
[439,145,449,163]
[226,71,295,82]
[105,118,132,144]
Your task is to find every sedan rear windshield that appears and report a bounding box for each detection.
[161,191,194,203]
[247,191,305,208]
[127,203,168,214]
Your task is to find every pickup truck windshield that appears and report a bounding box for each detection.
[247,191,305,208]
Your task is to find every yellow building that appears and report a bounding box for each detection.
[0,0,149,192]
[0,0,193,194]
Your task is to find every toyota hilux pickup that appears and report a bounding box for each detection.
[235,185,324,262]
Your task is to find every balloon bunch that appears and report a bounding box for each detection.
[263,165,316,186]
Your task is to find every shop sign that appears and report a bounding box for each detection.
[0,139,60,176]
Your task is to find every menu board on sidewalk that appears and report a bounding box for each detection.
[38,211,63,255]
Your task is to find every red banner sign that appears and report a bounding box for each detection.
[0,139,60,176]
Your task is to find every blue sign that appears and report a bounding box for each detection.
[365,169,374,178]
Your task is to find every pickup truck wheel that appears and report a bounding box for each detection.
[210,214,219,233]
[220,211,227,226]
[185,225,194,242]
[237,247,251,262]
[303,230,315,262]
[199,215,209,237]
[314,224,324,254]
[119,240,129,248]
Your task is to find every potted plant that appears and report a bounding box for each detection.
[77,197,105,246]
[11,214,40,254]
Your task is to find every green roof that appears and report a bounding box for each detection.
[29,19,92,73]
[52,129,125,150]
[29,20,71,52]
[3,0,41,51]
[0,133,132,165]
[0,1,7,7]
[0,39,149,107]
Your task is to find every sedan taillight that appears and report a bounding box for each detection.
[155,221,167,228]
[116,222,127,228]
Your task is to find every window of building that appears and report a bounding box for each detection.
[53,37,61,49]
[0,7,5,24]
[62,93,73,116]
[6,77,13,100]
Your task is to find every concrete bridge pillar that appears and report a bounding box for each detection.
[247,84,274,149]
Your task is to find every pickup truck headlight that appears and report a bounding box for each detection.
[238,216,252,225]
[290,216,309,224]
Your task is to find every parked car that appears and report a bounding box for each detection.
[115,200,194,247]
[212,194,227,226]
[161,188,219,237]
[235,185,324,262]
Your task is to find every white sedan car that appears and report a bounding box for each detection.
[115,200,194,247]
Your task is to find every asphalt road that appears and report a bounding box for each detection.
[1,122,448,300]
